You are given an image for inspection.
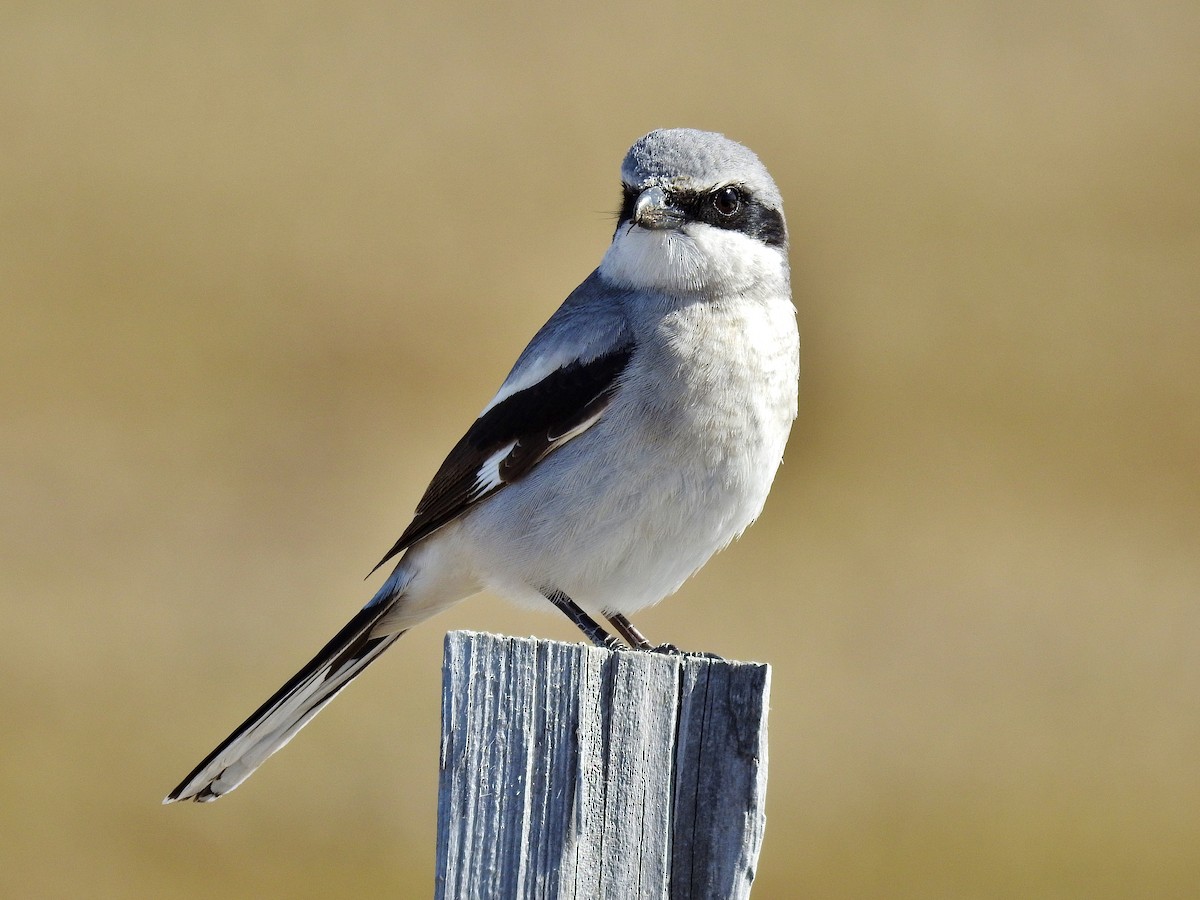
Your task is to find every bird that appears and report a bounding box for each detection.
[165,128,799,803]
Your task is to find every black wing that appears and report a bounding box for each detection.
[370,344,634,574]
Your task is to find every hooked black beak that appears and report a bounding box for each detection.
[632,186,684,230]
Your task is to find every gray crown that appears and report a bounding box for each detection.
[621,129,783,211]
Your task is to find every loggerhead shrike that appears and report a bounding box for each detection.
[165,128,799,803]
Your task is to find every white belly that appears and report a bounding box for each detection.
[456,293,799,615]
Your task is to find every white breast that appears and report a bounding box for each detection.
[458,283,799,616]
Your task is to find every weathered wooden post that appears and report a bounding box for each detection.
[435,631,771,899]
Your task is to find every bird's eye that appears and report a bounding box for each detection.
[711,186,743,217]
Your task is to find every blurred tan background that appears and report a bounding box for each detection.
[3,2,1198,897]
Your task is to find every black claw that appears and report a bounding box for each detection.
[648,644,724,660]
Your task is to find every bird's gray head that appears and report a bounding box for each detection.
[600,129,789,295]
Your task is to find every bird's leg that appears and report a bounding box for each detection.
[606,613,655,651]
[606,613,728,658]
[608,613,691,655]
[544,590,625,650]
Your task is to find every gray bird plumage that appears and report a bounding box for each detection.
[622,127,785,210]
[165,128,799,803]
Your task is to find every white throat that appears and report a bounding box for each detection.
[599,223,787,295]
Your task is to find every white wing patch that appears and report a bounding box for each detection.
[474,440,519,494]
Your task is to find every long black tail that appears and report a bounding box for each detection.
[165,597,403,803]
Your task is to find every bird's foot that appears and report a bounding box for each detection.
[649,643,683,655]
[650,644,724,660]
